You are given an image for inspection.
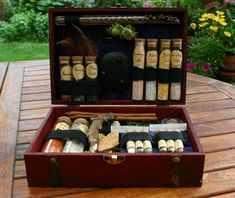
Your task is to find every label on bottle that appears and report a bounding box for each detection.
[86,63,98,79]
[133,50,145,68]
[171,50,182,68]
[72,64,85,80]
[54,122,70,130]
[159,49,171,69]
[158,140,166,149]
[146,50,158,67]
[143,140,152,149]
[60,66,72,81]
[135,140,143,149]
[175,139,184,150]
[127,141,135,148]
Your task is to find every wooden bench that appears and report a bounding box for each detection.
[0,60,235,197]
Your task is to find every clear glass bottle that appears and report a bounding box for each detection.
[41,116,72,152]
[132,38,145,101]
[85,56,98,102]
[157,39,171,101]
[63,118,89,153]
[72,56,85,102]
[170,39,183,100]
[145,38,158,101]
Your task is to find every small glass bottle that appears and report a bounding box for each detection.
[170,39,183,100]
[143,140,152,153]
[145,38,158,101]
[72,56,85,102]
[132,38,145,101]
[59,56,72,102]
[85,56,98,102]
[157,39,171,101]
[41,116,72,152]
[63,118,89,153]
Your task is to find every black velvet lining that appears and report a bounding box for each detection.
[65,16,80,25]
[120,132,152,148]
[171,68,182,82]
[58,79,101,95]
[158,68,170,83]
[45,130,88,148]
[145,67,157,81]
[132,67,145,81]
[154,131,184,142]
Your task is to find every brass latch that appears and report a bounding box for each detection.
[48,156,60,187]
[171,156,181,187]
[103,155,125,165]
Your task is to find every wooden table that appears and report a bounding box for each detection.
[1,60,235,198]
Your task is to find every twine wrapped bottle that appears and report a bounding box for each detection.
[157,39,171,101]
[170,39,183,100]
[132,38,145,101]
[145,38,158,101]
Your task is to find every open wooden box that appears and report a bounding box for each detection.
[24,7,205,187]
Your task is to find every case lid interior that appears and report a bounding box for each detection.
[49,7,188,106]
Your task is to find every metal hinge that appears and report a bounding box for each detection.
[48,156,60,187]
[171,156,181,187]
[103,154,126,165]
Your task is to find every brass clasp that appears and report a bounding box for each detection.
[103,155,125,165]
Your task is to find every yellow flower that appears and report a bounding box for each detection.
[190,23,197,29]
[210,26,218,32]
[199,17,208,22]
[220,21,228,26]
[201,13,208,18]
[224,31,232,37]
[216,11,225,16]
[233,19,235,22]
[199,22,208,28]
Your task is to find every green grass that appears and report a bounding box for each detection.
[0,42,49,62]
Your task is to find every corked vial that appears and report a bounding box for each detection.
[63,118,89,153]
[41,116,72,153]
[170,39,183,100]
[145,38,158,101]
[85,55,98,102]
[157,39,171,101]
[132,38,145,101]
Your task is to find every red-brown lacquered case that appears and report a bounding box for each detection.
[24,7,205,187]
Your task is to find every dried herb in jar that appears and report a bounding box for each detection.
[157,39,171,101]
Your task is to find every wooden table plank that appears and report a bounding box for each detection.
[41,168,235,198]
[0,64,24,198]
[205,149,235,172]
[200,133,235,153]
[22,85,51,94]
[20,100,51,110]
[186,92,229,103]
[189,108,235,124]
[0,62,8,93]
[17,130,37,144]
[186,85,217,95]
[20,108,49,120]
[21,92,51,102]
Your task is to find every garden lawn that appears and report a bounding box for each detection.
[0,42,49,62]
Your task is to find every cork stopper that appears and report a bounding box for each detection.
[55,116,72,127]
[73,118,89,127]
[160,39,171,49]
[147,38,157,47]
[172,38,182,48]
[72,56,83,63]
[85,56,96,63]
[135,38,145,44]
[59,56,70,64]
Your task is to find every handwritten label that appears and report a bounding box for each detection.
[171,50,182,68]
[159,49,171,69]
[86,63,98,79]
[54,122,70,130]
[60,66,72,81]
[146,50,158,67]
[72,64,85,80]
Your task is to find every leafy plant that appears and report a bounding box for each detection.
[188,36,226,76]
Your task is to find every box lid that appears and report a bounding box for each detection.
[49,7,188,106]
